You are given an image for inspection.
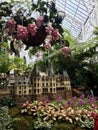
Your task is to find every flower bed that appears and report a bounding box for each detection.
[20,95,98,130]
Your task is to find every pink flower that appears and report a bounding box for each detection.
[17,25,28,40]
[23,101,29,107]
[44,43,51,50]
[62,46,69,52]
[52,29,60,40]
[35,52,41,58]
[36,16,44,27]
[63,53,68,58]
[62,47,69,58]
[45,22,53,34]
[7,18,16,33]
[27,22,37,36]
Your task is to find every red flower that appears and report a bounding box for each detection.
[44,43,51,50]
[17,25,28,40]
[27,23,38,36]
[45,22,53,34]
[52,29,60,40]
[7,18,16,33]
[62,47,69,58]
[23,101,29,107]
[62,46,69,52]
[36,16,44,27]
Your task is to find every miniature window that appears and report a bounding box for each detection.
[34,83,36,87]
[10,83,15,85]
[19,91,21,94]
[24,91,26,93]
[43,88,48,93]
[54,88,56,92]
[37,83,39,87]
[50,78,52,81]
[10,90,13,93]
[37,89,39,93]
[33,78,36,81]
[29,89,31,93]
[46,83,48,87]
[50,82,52,86]
[50,88,52,93]
[34,89,36,93]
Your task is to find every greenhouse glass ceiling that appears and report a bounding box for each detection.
[55,0,95,39]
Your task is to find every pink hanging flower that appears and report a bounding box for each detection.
[17,25,28,41]
[63,53,68,58]
[27,22,38,36]
[36,16,44,27]
[52,29,60,40]
[7,18,16,33]
[44,43,51,50]
[62,46,69,58]
[62,46,69,53]
[45,22,53,34]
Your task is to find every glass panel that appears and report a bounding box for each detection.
[55,0,94,38]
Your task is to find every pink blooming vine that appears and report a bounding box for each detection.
[27,23,38,36]
[52,29,60,40]
[44,43,51,50]
[17,25,28,41]
[7,18,16,33]
[62,46,70,58]
[45,22,53,34]
[36,16,44,27]
[7,16,61,46]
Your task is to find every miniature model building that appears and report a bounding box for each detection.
[31,64,72,101]
[0,64,72,104]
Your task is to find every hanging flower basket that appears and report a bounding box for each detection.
[7,0,65,48]
[23,25,47,46]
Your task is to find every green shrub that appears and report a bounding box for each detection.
[0,106,13,130]
[12,116,34,130]
[9,106,34,130]
[0,97,16,107]
[9,106,20,117]
[52,122,75,130]
[12,118,28,130]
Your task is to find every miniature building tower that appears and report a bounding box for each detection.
[31,63,72,101]
[14,74,32,104]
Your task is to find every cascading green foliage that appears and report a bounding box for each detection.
[0,43,10,73]
[0,1,13,43]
